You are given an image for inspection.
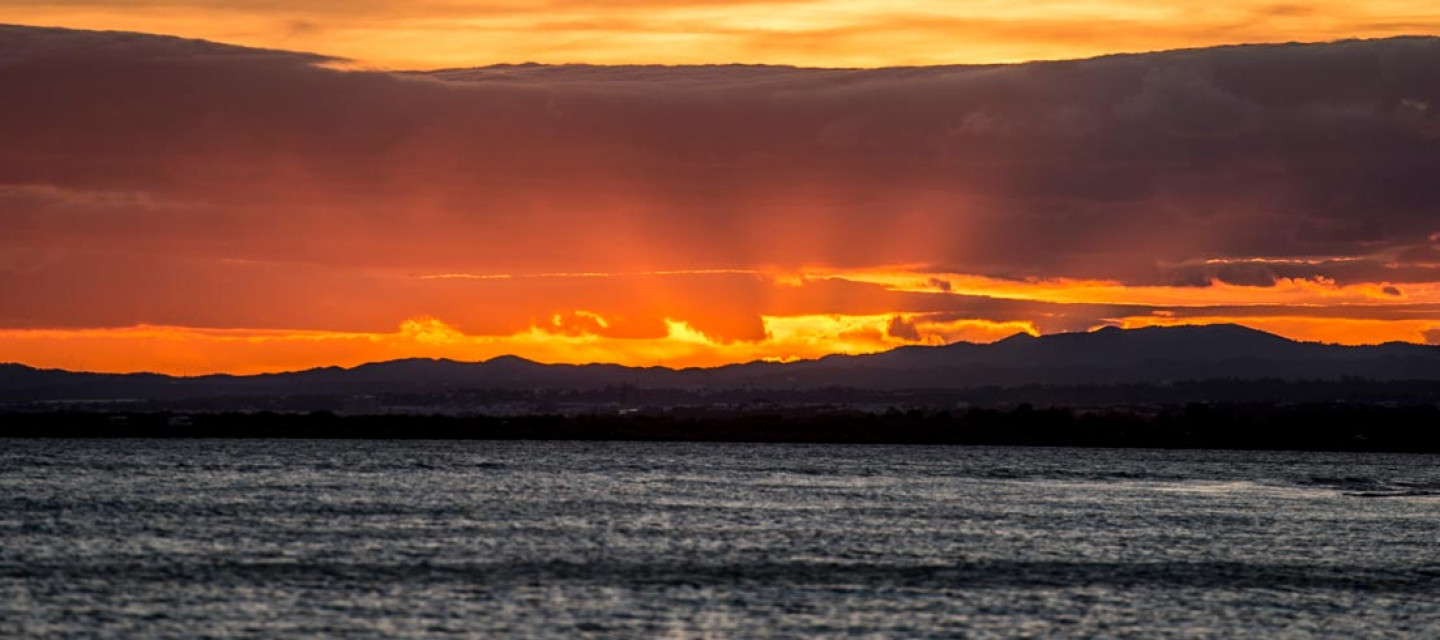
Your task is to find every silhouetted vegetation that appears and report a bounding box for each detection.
[5,402,1440,453]
[9,378,1440,415]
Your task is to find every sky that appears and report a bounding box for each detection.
[6,1,1440,68]
[2,6,1440,374]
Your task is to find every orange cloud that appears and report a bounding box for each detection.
[5,258,1440,374]
[761,314,1037,358]
[806,267,1440,307]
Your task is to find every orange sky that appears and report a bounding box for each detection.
[3,266,1438,375]
[2,17,1440,374]
[5,1,1440,68]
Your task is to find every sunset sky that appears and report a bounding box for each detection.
[6,1,1440,68]
[3,3,1440,374]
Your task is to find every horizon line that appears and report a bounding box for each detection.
[4,323,1421,379]
[7,23,1439,73]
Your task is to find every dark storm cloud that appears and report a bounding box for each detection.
[3,25,1440,329]
[885,315,923,341]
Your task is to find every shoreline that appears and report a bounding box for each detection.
[6,403,1439,454]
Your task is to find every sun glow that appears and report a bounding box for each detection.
[4,261,1439,375]
[0,312,1040,375]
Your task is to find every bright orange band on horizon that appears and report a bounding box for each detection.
[5,266,1438,375]
[4,1,1440,68]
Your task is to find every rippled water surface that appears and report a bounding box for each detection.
[2,439,1439,637]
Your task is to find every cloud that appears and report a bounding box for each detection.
[5,29,1440,279]
[2,26,1440,370]
[885,315,921,341]
[0,313,1037,374]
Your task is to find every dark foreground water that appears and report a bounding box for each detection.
[2,440,1438,638]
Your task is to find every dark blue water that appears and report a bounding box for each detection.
[2,440,1438,637]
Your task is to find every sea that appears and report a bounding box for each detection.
[2,439,1438,638]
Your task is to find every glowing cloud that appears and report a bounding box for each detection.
[0,314,1035,375]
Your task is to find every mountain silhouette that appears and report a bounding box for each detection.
[4,325,1440,401]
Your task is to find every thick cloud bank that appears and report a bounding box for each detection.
[1,26,1439,357]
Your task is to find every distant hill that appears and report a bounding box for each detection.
[4,324,1440,401]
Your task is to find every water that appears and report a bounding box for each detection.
[2,440,1438,638]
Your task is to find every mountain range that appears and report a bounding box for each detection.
[4,324,1440,402]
